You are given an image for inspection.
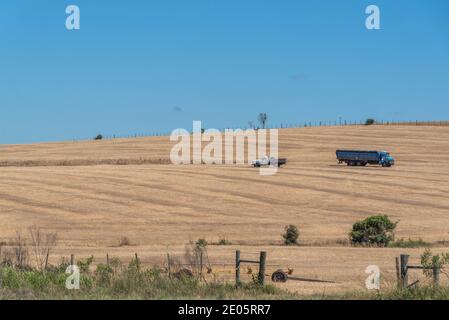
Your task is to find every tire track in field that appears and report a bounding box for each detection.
[0,177,129,206]
[31,169,290,209]
[105,165,449,204]
[174,170,449,211]
[0,173,253,217]
[326,165,449,183]
[0,190,89,215]
[0,174,207,213]
[57,170,296,208]
[281,170,449,199]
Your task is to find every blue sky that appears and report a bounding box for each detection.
[1,0,448,144]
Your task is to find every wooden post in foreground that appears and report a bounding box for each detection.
[400,254,409,288]
[433,266,440,285]
[235,250,241,285]
[395,257,401,288]
[258,251,267,286]
[134,253,140,270]
[44,249,50,270]
[167,253,171,278]
[200,250,203,276]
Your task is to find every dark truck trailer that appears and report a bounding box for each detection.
[336,150,395,167]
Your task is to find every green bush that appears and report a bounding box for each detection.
[365,118,375,125]
[195,238,208,249]
[349,215,397,247]
[282,225,299,246]
[217,239,231,245]
[420,249,449,278]
[77,256,94,273]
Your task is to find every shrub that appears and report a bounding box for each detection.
[217,235,232,246]
[420,249,449,278]
[28,225,57,271]
[195,238,208,249]
[184,239,209,275]
[282,225,299,246]
[349,215,397,247]
[77,255,94,273]
[118,237,132,247]
[365,118,375,125]
[3,231,30,269]
[94,134,103,140]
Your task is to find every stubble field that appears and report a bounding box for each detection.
[1,125,449,294]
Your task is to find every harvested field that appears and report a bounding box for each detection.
[1,125,449,294]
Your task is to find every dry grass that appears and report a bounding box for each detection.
[1,125,449,294]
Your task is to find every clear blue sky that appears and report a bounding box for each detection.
[1,1,448,144]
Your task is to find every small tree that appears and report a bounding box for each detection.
[365,118,375,125]
[9,231,30,269]
[420,249,449,278]
[350,215,397,247]
[282,225,299,246]
[184,238,209,275]
[94,134,103,140]
[258,113,268,129]
[28,225,57,271]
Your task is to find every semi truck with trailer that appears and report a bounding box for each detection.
[336,150,395,167]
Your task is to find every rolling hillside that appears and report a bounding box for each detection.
[1,125,448,293]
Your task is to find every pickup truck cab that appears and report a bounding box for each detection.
[252,156,287,168]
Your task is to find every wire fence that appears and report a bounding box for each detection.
[73,119,449,142]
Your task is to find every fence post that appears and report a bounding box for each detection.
[258,251,267,286]
[433,266,440,285]
[235,250,241,285]
[44,249,50,271]
[395,257,401,288]
[167,253,171,278]
[134,253,140,269]
[400,254,409,288]
[200,250,203,276]
[106,254,110,267]
[70,254,75,266]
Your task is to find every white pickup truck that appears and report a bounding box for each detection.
[251,156,287,168]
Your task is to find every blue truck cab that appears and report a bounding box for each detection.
[336,150,395,167]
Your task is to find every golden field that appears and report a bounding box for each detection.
[1,125,449,294]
